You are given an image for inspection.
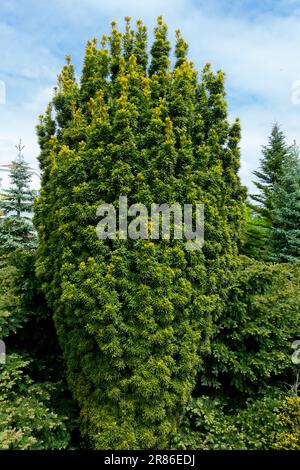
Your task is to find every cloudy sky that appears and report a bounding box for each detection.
[0,0,300,192]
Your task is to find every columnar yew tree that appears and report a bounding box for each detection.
[34,17,245,449]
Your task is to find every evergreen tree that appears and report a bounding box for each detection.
[0,141,37,254]
[0,141,35,217]
[34,17,245,449]
[269,144,300,262]
[251,123,290,223]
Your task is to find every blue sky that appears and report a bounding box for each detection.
[1,0,300,192]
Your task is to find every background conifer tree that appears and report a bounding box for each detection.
[249,124,293,259]
[251,123,290,222]
[0,141,37,254]
[269,144,300,262]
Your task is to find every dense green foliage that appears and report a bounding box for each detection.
[0,152,74,450]
[0,250,74,450]
[174,394,282,450]
[274,395,300,449]
[175,256,300,449]
[174,393,300,450]
[0,353,69,450]
[200,256,300,396]
[34,17,245,449]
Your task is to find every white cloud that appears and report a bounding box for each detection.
[0,86,55,173]
[0,21,59,82]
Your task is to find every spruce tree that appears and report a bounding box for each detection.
[251,123,290,223]
[269,144,300,262]
[34,17,245,449]
[0,141,37,254]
